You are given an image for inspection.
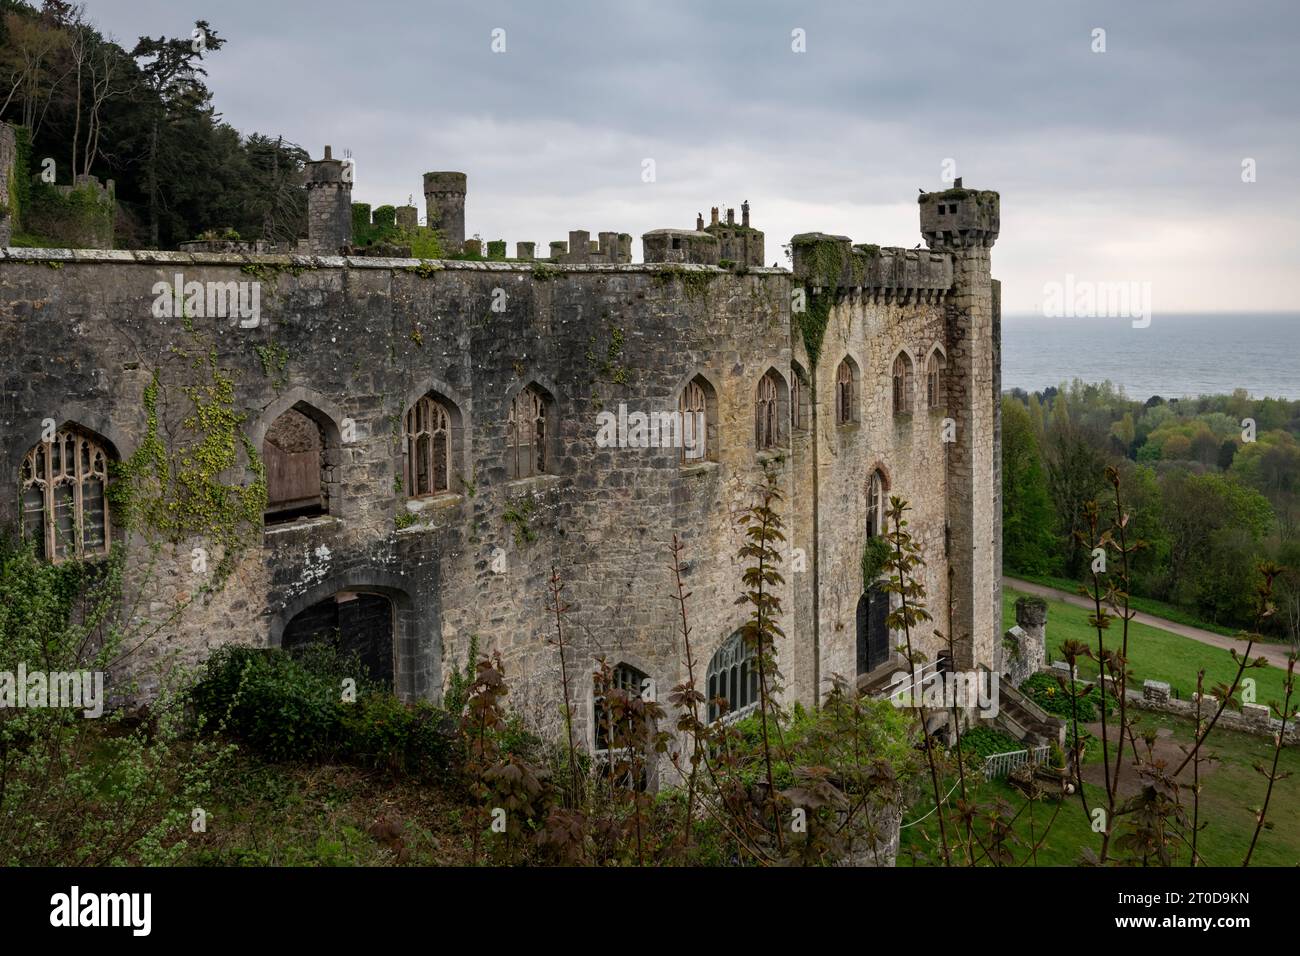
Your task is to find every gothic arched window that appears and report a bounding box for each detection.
[892,353,915,416]
[507,385,549,479]
[867,469,887,538]
[405,395,451,496]
[679,378,711,463]
[926,349,946,409]
[594,662,649,751]
[20,427,111,562]
[835,358,857,426]
[706,630,759,723]
[755,372,779,450]
[790,370,804,431]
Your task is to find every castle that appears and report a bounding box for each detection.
[0,143,1002,771]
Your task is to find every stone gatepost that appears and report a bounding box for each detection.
[1001,596,1046,686]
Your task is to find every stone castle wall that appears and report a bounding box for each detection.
[0,189,999,753]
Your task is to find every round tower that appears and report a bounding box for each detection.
[303,145,353,255]
[423,171,467,253]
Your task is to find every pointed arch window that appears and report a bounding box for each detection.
[835,359,856,425]
[594,662,649,751]
[892,353,915,416]
[20,428,111,562]
[867,469,886,538]
[405,395,451,496]
[706,630,759,723]
[926,350,946,409]
[790,371,804,431]
[755,372,779,450]
[507,386,548,479]
[679,379,709,462]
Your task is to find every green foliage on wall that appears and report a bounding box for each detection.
[109,340,267,580]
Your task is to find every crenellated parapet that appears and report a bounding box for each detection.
[790,232,953,301]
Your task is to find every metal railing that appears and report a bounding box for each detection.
[982,744,1050,780]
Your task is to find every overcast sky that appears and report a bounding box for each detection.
[88,0,1300,313]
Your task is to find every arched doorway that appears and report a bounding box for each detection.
[282,590,395,688]
[856,586,889,675]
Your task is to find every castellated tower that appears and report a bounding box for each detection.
[423,171,467,253]
[919,182,1001,671]
[303,145,353,254]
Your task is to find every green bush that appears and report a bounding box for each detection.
[1018,672,1115,723]
[190,646,343,760]
[955,725,1022,761]
[190,645,455,778]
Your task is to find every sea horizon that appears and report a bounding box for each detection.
[1002,311,1300,402]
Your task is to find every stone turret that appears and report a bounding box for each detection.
[303,145,353,255]
[423,171,466,253]
[920,182,1001,669]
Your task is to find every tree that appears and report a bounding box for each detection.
[1045,425,1106,576]
[1001,397,1056,573]
[129,20,225,246]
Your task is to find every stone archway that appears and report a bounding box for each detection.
[282,590,396,688]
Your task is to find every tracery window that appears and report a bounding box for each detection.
[405,396,451,496]
[755,372,779,450]
[20,428,110,562]
[706,630,759,723]
[926,350,946,409]
[507,386,548,479]
[594,662,649,751]
[679,379,708,462]
[892,353,915,415]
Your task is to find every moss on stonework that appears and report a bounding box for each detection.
[404,260,442,279]
[654,266,715,302]
[503,496,537,546]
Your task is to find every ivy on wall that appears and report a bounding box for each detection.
[109,331,267,581]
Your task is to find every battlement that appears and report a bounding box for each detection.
[918,182,1000,251]
[790,233,953,299]
[547,229,632,264]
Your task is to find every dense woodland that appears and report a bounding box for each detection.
[1002,381,1300,639]
[0,0,306,248]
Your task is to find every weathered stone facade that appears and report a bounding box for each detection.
[0,167,1002,759]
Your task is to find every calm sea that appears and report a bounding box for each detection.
[1002,313,1300,402]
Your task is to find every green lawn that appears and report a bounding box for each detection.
[900,711,1300,866]
[1006,572,1241,637]
[1003,588,1291,706]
